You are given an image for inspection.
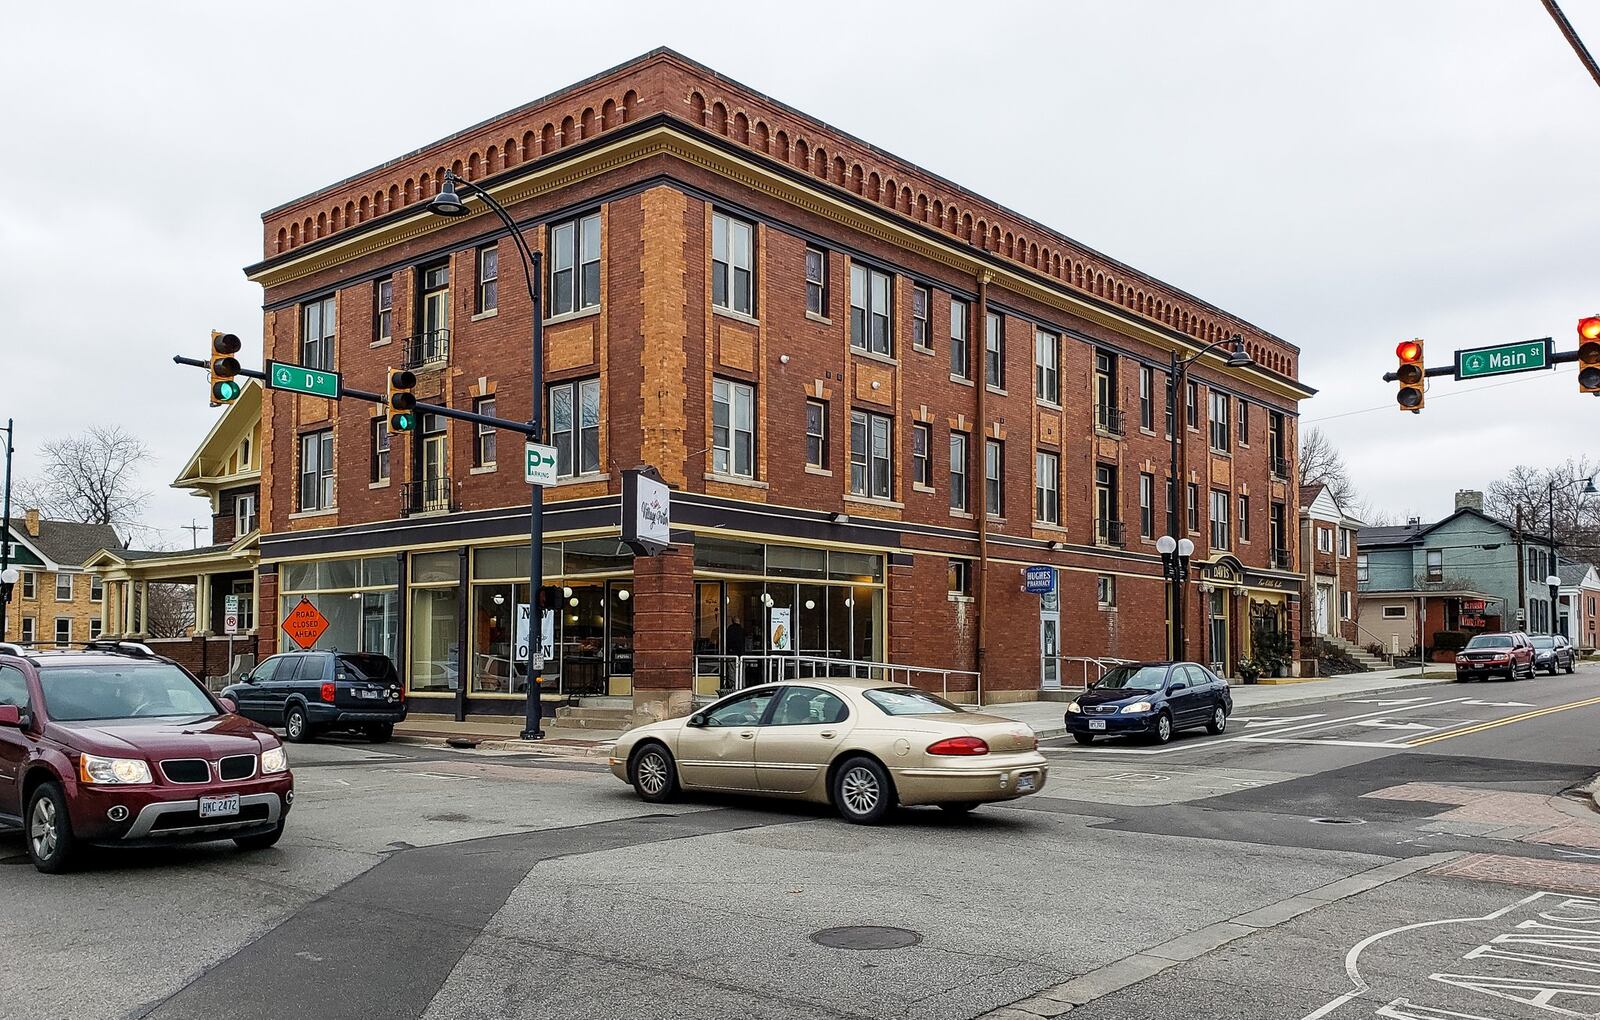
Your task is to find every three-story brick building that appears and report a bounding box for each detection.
[246,50,1312,719]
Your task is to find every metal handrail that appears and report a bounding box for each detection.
[1096,518,1124,547]
[402,329,451,370]
[403,476,453,516]
[1095,404,1125,437]
[693,653,983,705]
[1042,655,1133,691]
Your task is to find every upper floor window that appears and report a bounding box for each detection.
[1317,526,1334,553]
[301,295,336,371]
[912,422,931,488]
[1268,411,1287,475]
[1426,549,1443,582]
[370,420,390,484]
[1164,371,1175,438]
[912,285,931,351]
[1139,365,1154,431]
[549,378,600,478]
[1237,398,1249,445]
[55,574,72,601]
[1035,329,1060,404]
[90,575,103,603]
[1139,473,1155,538]
[1239,494,1251,542]
[850,263,893,356]
[1210,489,1230,550]
[805,247,828,317]
[475,396,497,467]
[1187,482,1200,533]
[850,410,893,499]
[806,400,828,469]
[985,312,1004,389]
[298,429,334,512]
[950,432,969,511]
[420,262,450,338]
[1338,528,1351,557]
[235,492,257,535]
[1209,390,1231,452]
[985,439,1004,517]
[475,244,498,314]
[950,298,970,379]
[1357,553,1369,583]
[21,572,34,600]
[374,277,393,343]
[1036,451,1060,525]
[550,212,601,316]
[712,377,755,478]
[711,212,754,316]
[1186,380,1200,429]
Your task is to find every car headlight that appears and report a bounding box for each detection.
[1120,701,1153,714]
[261,746,288,774]
[79,754,152,785]
[1065,701,1082,714]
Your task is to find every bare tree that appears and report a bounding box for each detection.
[1484,457,1600,555]
[16,426,150,537]
[1298,426,1359,507]
[143,583,196,638]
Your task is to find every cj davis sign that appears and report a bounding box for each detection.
[1454,338,1551,381]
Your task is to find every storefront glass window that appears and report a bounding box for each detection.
[277,556,400,663]
[767,545,825,578]
[412,551,457,584]
[470,582,529,695]
[695,537,765,575]
[410,588,459,693]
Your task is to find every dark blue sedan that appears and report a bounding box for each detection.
[1064,662,1233,745]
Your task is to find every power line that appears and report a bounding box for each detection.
[1303,366,1570,424]
[1542,0,1600,90]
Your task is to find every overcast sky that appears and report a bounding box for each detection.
[3,1,1597,546]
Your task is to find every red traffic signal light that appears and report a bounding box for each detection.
[1395,340,1424,411]
[1580,316,1600,395]
[209,331,242,406]
[386,368,417,434]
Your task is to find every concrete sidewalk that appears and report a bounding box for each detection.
[987,666,1458,739]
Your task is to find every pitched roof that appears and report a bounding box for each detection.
[1558,561,1597,587]
[1299,483,1324,505]
[1357,523,1426,547]
[3,517,124,568]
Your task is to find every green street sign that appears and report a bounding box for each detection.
[1454,338,1551,381]
[267,360,341,398]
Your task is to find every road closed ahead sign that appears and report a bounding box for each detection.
[281,597,330,649]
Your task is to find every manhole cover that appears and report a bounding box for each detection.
[810,926,923,950]
[1309,817,1367,825]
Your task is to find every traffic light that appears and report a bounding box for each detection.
[534,585,564,613]
[1580,316,1600,395]
[208,331,242,406]
[1395,340,1424,412]
[385,368,417,434]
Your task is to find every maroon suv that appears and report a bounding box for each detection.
[0,641,294,873]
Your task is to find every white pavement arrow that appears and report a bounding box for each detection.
[1459,699,1534,708]
[1232,715,1325,727]
[1349,697,1431,706]
[1355,719,1434,731]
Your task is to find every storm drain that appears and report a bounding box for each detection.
[810,926,923,950]
[1309,817,1367,825]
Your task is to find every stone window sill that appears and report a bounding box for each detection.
[371,338,393,349]
[470,464,497,475]
[913,483,935,494]
[805,311,833,326]
[471,308,499,322]
[550,472,610,488]
[851,348,899,367]
[805,465,832,477]
[843,494,904,510]
[368,480,391,490]
[545,305,601,327]
[713,306,760,327]
[950,374,974,387]
[288,508,337,521]
[949,509,975,520]
[705,472,768,490]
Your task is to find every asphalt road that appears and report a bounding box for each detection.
[3,664,1600,1020]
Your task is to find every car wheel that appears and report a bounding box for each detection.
[1151,712,1174,745]
[26,782,78,874]
[234,819,286,851]
[284,705,313,743]
[1206,705,1227,735]
[939,802,980,815]
[1567,661,1577,674]
[833,756,895,825]
[1072,734,1095,746]
[629,743,679,803]
[365,723,394,743]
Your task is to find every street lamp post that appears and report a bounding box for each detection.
[1547,573,1564,640]
[0,418,14,642]
[1164,335,1253,661]
[427,172,546,740]
[1155,535,1195,660]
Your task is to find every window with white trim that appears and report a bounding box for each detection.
[950,298,970,378]
[805,400,827,469]
[712,378,755,478]
[912,422,931,488]
[298,430,335,511]
[850,263,893,356]
[1035,329,1060,404]
[550,212,601,316]
[1036,451,1059,524]
[711,212,754,316]
[54,617,70,646]
[55,574,72,601]
[300,295,336,371]
[805,247,828,316]
[549,378,601,478]
[235,493,257,536]
[475,244,498,314]
[950,432,969,511]
[912,285,931,350]
[985,312,1004,388]
[850,410,893,499]
[985,439,1004,517]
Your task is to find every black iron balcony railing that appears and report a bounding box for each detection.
[1270,455,1289,480]
[1095,404,1125,437]
[1096,518,1124,548]
[402,329,451,370]
[1271,546,1292,570]
[403,476,454,517]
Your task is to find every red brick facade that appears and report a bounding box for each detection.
[249,51,1310,710]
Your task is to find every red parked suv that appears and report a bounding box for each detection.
[0,641,294,873]
[1454,631,1537,682]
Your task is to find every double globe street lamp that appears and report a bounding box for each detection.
[1156,536,1195,660]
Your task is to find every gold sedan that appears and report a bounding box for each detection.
[609,679,1047,823]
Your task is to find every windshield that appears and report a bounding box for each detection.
[1530,637,1555,649]
[1094,665,1169,691]
[39,664,217,721]
[864,688,965,716]
[1465,635,1514,649]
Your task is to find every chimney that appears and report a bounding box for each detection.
[23,509,40,537]
[1454,490,1484,513]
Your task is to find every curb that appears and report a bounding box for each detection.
[978,851,1463,1018]
[392,733,613,758]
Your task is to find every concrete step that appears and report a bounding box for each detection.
[575,696,636,710]
[543,719,625,741]
[547,713,638,730]
[554,706,638,723]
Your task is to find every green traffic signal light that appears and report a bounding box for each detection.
[212,380,242,403]
[390,411,415,432]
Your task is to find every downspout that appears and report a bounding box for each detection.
[975,270,990,700]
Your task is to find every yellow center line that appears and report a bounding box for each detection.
[1406,694,1600,747]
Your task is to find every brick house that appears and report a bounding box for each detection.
[1297,483,1362,661]
[1556,561,1600,651]
[1,510,121,648]
[245,49,1312,719]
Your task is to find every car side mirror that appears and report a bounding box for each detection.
[687,713,707,728]
[1169,682,1188,693]
[0,705,23,728]
[219,696,238,714]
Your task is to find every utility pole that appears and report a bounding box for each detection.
[1515,504,1527,632]
[0,418,14,641]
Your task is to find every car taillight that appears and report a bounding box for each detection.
[927,736,989,756]
[321,683,336,703]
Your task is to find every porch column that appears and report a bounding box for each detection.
[631,540,695,723]
[137,580,149,636]
[99,581,110,634]
[194,574,210,636]
[121,581,135,635]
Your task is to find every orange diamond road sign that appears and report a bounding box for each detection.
[281,597,329,649]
